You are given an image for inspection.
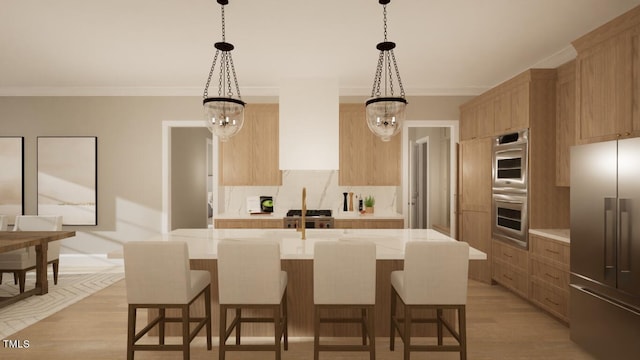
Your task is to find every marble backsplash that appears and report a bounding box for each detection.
[220,170,401,216]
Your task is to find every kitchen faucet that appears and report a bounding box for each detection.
[297,187,306,240]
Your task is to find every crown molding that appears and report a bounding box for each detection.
[0,85,487,97]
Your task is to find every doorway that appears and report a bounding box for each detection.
[162,121,218,234]
[402,121,458,237]
[410,137,429,229]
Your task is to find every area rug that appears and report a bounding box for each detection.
[0,272,124,339]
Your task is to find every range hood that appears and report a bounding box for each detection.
[279,77,339,170]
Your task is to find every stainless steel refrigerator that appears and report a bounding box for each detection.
[570,137,640,359]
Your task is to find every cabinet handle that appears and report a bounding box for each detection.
[544,248,560,255]
[503,274,513,281]
[545,272,560,280]
[545,297,560,306]
[503,252,513,258]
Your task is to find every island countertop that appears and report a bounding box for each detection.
[147,228,486,261]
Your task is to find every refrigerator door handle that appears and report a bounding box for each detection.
[619,198,631,273]
[604,197,617,272]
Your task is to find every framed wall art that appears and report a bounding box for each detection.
[0,136,24,225]
[37,136,97,225]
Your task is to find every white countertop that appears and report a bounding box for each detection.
[214,212,405,220]
[529,229,570,244]
[148,228,486,261]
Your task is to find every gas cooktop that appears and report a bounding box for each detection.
[285,209,332,217]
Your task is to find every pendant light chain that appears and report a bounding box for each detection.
[391,50,405,97]
[202,1,242,100]
[229,55,241,99]
[203,50,219,99]
[221,6,225,42]
[383,5,388,41]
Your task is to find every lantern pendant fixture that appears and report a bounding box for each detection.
[365,0,407,142]
[203,0,245,142]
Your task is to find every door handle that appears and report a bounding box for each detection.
[604,197,617,272]
[619,199,631,273]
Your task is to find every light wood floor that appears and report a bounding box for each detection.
[1,279,595,360]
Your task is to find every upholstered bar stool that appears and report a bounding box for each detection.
[0,215,63,292]
[123,241,212,360]
[390,241,470,360]
[217,240,288,360]
[313,240,377,360]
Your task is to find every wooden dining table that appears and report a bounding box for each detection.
[0,231,75,308]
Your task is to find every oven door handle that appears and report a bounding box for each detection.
[493,196,526,204]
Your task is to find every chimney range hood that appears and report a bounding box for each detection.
[279,77,339,170]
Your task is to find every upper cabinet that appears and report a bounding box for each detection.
[219,104,282,186]
[572,6,640,144]
[493,82,529,134]
[339,104,401,186]
[555,60,576,187]
[460,98,494,140]
[460,70,554,141]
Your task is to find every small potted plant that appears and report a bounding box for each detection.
[364,195,375,214]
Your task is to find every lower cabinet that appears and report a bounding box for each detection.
[214,219,284,229]
[492,240,529,298]
[529,234,570,323]
[491,234,571,324]
[334,219,404,229]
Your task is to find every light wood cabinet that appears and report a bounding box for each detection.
[555,60,576,187]
[461,71,546,140]
[459,138,491,212]
[461,210,491,284]
[219,104,282,185]
[493,82,530,134]
[492,240,529,299]
[572,7,640,144]
[529,234,570,323]
[214,218,283,229]
[334,218,404,229]
[460,99,494,140]
[338,104,401,186]
[458,137,491,283]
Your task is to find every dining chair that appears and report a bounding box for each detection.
[390,241,470,360]
[0,215,63,292]
[124,241,212,360]
[217,239,288,360]
[313,240,377,360]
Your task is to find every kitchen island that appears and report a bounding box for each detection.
[147,228,486,337]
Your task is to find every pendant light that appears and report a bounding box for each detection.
[366,0,407,142]
[203,0,245,142]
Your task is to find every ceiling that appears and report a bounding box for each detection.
[2,0,640,97]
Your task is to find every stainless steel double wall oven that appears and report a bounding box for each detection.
[492,130,529,249]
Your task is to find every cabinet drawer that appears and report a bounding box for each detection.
[530,259,570,290]
[530,279,569,321]
[530,235,569,266]
[493,260,529,298]
[493,240,528,271]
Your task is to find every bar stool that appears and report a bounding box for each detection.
[217,240,288,360]
[123,241,212,360]
[390,241,469,360]
[313,240,376,360]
